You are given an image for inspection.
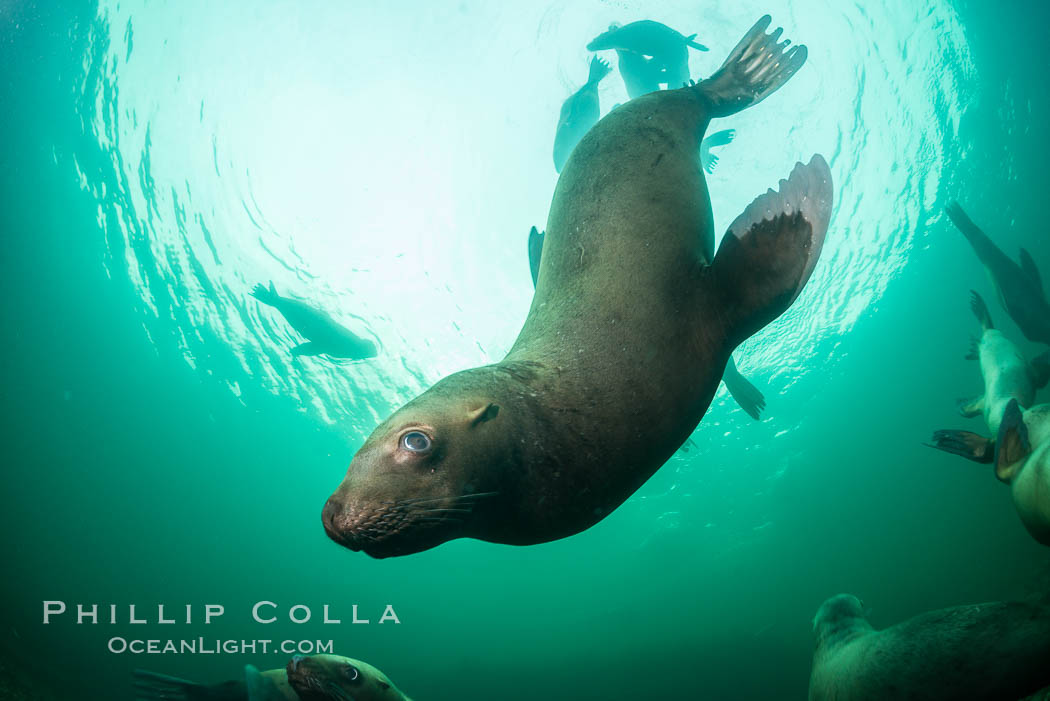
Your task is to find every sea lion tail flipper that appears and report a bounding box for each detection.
[926,429,994,464]
[250,281,279,306]
[133,669,241,701]
[701,148,718,174]
[711,154,832,346]
[528,226,545,288]
[700,130,735,174]
[995,398,1031,482]
[292,342,323,357]
[722,356,766,420]
[1019,247,1045,295]
[587,55,612,85]
[957,395,985,418]
[704,129,736,147]
[684,33,710,51]
[970,290,994,330]
[695,15,806,118]
[1030,350,1050,389]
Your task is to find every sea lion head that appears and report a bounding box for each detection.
[586,22,623,51]
[812,594,872,647]
[323,368,509,558]
[286,654,404,701]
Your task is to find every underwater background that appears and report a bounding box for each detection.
[1,0,1049,698]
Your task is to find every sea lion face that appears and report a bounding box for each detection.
[286,654,402,701]
[323,373,504,558]
[585,22,623,51]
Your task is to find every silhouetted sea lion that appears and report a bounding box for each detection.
[588,20,708,92]
[527,223,765,419]
[286,655,411,701]
[323,16,829,558]
[251,281,377,359]
[947,202,1050,345]
[809,593,1050,701]
[929,292,1050,545]
[615,48,663,99]
[135,663,295,700]
[553,56,612,173]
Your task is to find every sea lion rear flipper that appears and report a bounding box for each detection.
[695,16,806,118]
[927,429,994,464]
[722,356,766,420]
[995,398,1031,482]
[587,55,612,85]
[291,342,323,357]
[711,155,832,346]
[528,226,545,287]
[684,33,709,51]
[1019,247,1044,295]
[1030,350,1050,389]
[970,290,994,330]
[957,395,985,418]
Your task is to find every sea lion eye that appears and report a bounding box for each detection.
[400,431,432,453]
[342,664,360,682]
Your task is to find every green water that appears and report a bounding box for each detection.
[1,1,1049,699]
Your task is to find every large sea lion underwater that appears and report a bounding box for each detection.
[552,56,613,173]
[947,201,1050,345]
[587,20,709,97]
[809,593,1050,701]
[527,224,765,419]
[323,16,831,558]
[134,654,409,701]
[929,292,1050,544]
[251,281,377,360]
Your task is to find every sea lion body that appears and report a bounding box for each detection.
[251,282,377,359]
[614,48,663,99]
[134,664,296,701]
[809,594,1050,701]
[553,56,612,173]
[324,17,827,558]
[946,202,1050,345]
[587,20,707,91]
[930,293,1050,545]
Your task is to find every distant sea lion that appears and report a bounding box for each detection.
[946,202,1050,345]
[553,56,613,172]
[809,593,1050,701]
[286,655,411,701]
[929,292,1050,545]
[251,281,377,359]
[588,20,709,93]
[527,224,765,419]
[135,663,295,700]
[323,16,829,558]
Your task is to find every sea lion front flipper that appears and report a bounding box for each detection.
[291,342,323,357]
[995,398,1031,483]
[970,290,995,330]
[957,395,985,418]
[528,226,545,287]
[695,15,807,118]
[927,429,994,464]
[684,32,709,51]
[722,356,766,420]
[1019,248,1044,294]
[711,155,832,346]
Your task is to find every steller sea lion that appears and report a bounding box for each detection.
[946,202,1050,345]
[251,281,377,360]
[809,593,1050,701]
[929,292,1050,545]
[323,16,831,558]
[135,663,295,700]
[286,654,411,701]
[700,128,735,174]
[587,20,708,93]
[614,47,664,99]
[553,56,613,173]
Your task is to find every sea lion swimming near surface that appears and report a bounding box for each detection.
[527,224,765,419]
[809,593,1050,701]
[946,201,1050,345]
[553,56,613,173]
[588,20,709,94]
[323,16,830,558]
[251,281,377,359]
[134,654,409,701]
[929,292,1050,545]
[286,655,412,701]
